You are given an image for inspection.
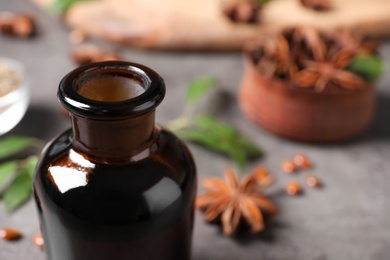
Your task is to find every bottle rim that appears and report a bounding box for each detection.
[58,61,166,119]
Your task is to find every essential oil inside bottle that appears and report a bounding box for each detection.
[77,75,145,102]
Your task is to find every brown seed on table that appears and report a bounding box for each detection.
[0,12,35,38]
[282,160,297,173]
[13,15,35,38]
[0,12,14,35]
[305,175,321,188]
[286,181,302,196]
[0,228,22,241]
[293,153,312,169]
[33,233,44,249]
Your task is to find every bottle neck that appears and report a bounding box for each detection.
[71,111,156,163]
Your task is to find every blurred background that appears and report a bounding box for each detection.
[1,0,390,259]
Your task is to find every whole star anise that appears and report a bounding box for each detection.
[288,27,367,91]
[294,49,366,91]
[196,167,278,236]
[221,0,262,24]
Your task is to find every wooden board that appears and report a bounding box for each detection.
[32,0,390,51]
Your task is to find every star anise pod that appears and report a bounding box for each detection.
[222,0,262,24]
[300,0,332,11]
[244,33,298,78]
[196,167,278,236]
[282,26,327,62]
[294,49,366,91]
[333,28,378,56]
[244,36,277,75]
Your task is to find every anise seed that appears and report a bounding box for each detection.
[0,12,14,35]
[13,15,35,38]
[33,233,44,249]
[0,228,22,241]
[305,175,321,188]
[286,181,302,196]
[282,160,297,173]
[293,154,312,169]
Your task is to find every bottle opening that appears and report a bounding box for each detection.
[77,75,145,102]
[59,61,165,119]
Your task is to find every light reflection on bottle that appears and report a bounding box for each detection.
[49,150,94,193]
[143,177,181,214]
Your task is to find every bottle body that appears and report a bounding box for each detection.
[34,126,196,260]
[33,61,197,260]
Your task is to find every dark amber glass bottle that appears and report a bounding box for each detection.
[33,61,197,260]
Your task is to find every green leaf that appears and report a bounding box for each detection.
[226,146,246,171]
[3,156,39,212]
[186,77,218,104]
[50,0,88,13]
[236,137,262,157]
[195,116,236,137]
[347,55,384,82]
[4,169,33,212]
[0,136,33,159]
[23,156,39,178]
[177,129,227,154]
[0,161,18,190]
[177,116,262,170]
[256,0,273,4]
[195,117,262,155]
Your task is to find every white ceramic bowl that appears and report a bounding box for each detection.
[0,57,30,135]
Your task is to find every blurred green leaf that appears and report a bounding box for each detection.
[3,156,38,212]
[195,116,262,156]
[0,161,18,189]
[226,146,247,171]
[176,116,262,170]
[0,136,33,160]
[347,55,384,82]
[195,116,236,137]
[4,169,32,212]
[177,129,226,153]
[186,77,218,104]
[50,0,88,13]
[25,156,39,178]
[236,136,262,157]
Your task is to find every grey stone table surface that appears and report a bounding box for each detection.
[1,0,390,259]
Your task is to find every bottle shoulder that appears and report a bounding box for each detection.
[39,127,194,167]
[37,127,196,186]
[34,127,196,226]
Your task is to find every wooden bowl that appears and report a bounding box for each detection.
[239,65,376,143]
